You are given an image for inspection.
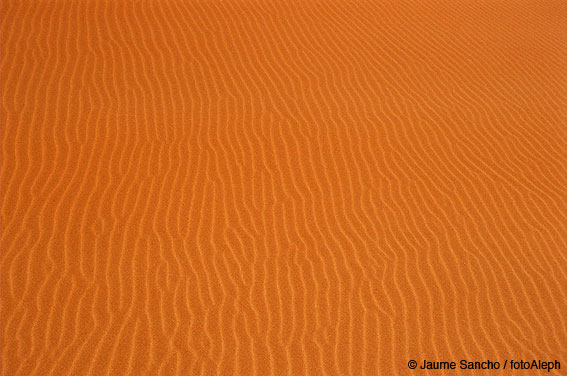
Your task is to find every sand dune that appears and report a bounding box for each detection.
[1,0,566,375]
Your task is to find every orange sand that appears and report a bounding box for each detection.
[1,0,566,375]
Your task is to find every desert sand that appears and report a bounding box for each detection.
[1,0,566,375]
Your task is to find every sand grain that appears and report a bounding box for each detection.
[1,0,566,375]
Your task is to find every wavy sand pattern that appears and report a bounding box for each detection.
[1,0,566,375]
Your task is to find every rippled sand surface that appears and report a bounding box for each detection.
[1,0,566,375]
